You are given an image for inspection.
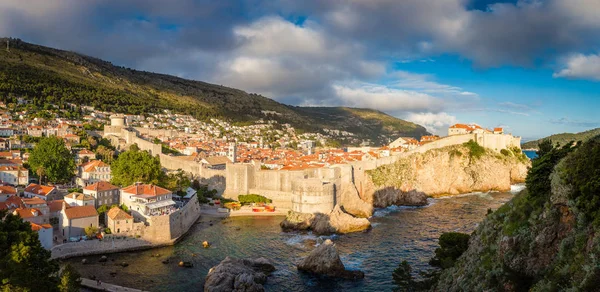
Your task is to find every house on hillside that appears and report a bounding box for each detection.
[24,184,56,201]
[31,223,53,249]
[0,185,17,202]
[59,202,99,239]
[120,183,175,220]
[0,166,29,186]
[64,192,95,207]
[200,156,231,169]
[77,160,111,187]
[76,149,96,163]
[448,123,490,136]
[106,206,133,235]
[389,137,420,150]
[83,181,120,208]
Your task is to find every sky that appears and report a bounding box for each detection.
[1,0,600,140]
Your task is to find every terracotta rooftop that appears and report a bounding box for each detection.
[0,185,17,195]
[13,208,42,219]
[24,184,55,197]
[23,197,47,206]
[122,183,171,197]
[64,205,98,219]
[81,160,110,172]
[31,223,52,231]
[48,200,69,213]
[65,192,95,201]
[106,207,133,221]
[84,181,119,192]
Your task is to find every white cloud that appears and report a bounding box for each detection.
[212,16,385,100]
[405,112,458,135]
[553,53,600,81]
[332,82,443,113]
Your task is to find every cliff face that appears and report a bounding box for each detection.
[434,139,600,291]
[365,145,530,207]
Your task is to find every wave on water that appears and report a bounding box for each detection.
[510,184,526,193]
[284,232,338,247]
[372,198,437,218]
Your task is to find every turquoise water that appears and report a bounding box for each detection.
[68,191,517,291]
[523,150,538,159]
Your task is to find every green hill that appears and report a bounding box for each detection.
[522,128,600,149]
[0,38,428,145]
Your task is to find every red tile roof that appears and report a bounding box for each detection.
[64,205,98,219]
[107,207,132,221]
[84,181,119,192]
[24,184,55,197]
[122,184,171,196]
[0,185,17,195]
[48,200,69,213]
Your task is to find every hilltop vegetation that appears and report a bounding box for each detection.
[0,38,428,145]
[522,127,600,149]
[430,137,600,291]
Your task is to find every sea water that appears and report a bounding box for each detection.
[68,191,516,292]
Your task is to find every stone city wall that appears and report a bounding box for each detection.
[223,133,522,214]
[140,195,201,243]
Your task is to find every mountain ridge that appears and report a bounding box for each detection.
[0,37,429,145]
[522,127,600,149]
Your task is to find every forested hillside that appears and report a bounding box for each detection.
[522,127,600,149]
[0,38,428,145]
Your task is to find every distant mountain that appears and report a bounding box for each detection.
[522,128,600,149]
[0,38,429,145]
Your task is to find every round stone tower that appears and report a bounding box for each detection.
[291,179,335,214]
[110,115,125,127]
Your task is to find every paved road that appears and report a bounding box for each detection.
[81,278,148,292]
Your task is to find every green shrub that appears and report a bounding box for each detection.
[430,232,471,269]
[238,194,272,205]
[500,149,511,156]
[562,139,600,225]
[463,140,485,159]
[449,149,462,158]
[104,228,112,234]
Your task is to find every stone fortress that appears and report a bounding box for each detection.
[103,115,226,194]
[103,116,521,217]
[223,128,522,216]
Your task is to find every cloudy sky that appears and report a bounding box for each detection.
[2,0,600,140]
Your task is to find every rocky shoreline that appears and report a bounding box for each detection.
[280,205,371,235]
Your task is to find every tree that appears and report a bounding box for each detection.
[162,169,191,193]
[84,226,98,238]
[429,232,471,269]
[0,210,59,291]
[28,137,75,184]
[536,139,553,158]
[110,147,164,187]
[58,264,81,292]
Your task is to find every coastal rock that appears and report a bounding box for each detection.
[339,182,373,218]
[204,257,275,292]
[365,145,531,205]
[297,239,364,279]
[324,205,371,234]
[280,211,314,231]
[281,205,371,235]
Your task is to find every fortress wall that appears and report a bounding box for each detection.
[141,195,201,243]
[248,189,294,209]
[132,127,179,138]
[291,179,335,214]
[223,164,254,199]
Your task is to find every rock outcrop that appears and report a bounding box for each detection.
[204,257,275,292]
[365,145,530,206]
[297,239,364,279]
[281,205,371,235]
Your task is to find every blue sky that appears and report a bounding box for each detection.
[1,0,600,140]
